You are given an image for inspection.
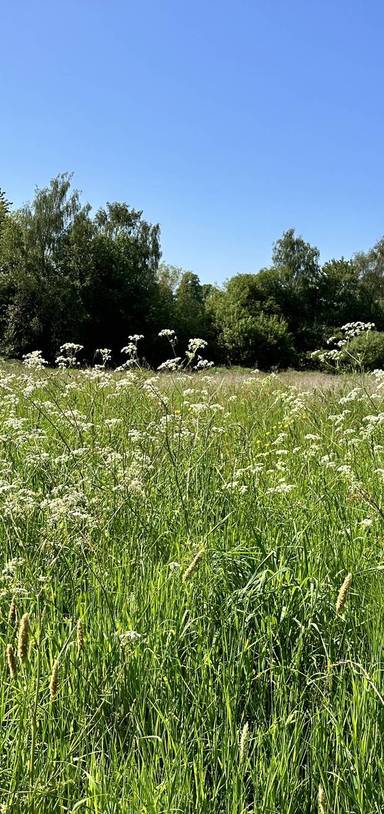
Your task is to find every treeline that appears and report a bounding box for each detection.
[1,173,384,369]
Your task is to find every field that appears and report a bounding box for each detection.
[1,363,384,813]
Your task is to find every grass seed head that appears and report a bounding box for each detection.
[239,721,250,763]
[318,784,326,813]
[6,644,17,679]
[49,660,59,700]
[182,548,205,582]
[8,596,17,626]
[17,613,30,663]
[336,572,352,614]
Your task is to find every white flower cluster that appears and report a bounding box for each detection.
[157,357,182,372]
[55,343,84,368]
[22,350,48,369]
[158,329,176,339]
[340,321,375,339]
[95,348,112,368]
[187,338,208,354]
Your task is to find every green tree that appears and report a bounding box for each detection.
[0,188,11,226]
[353,237,384,328]
[206,275,294,368]
[174,271,207,342]
[272,227,320,282]
[83,201,161,353]
[0,175,162,360]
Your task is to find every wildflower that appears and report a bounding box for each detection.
[168,561,181,572]
[17,613,30,663]
[95,348,112,367]
[22,350,48,368]
[55,343,83,368]
[6,644,17,679]
[336,573,352,614]
[188,338,207,353]
[193,357,214,370]
[119,630,142,647]
[158,329,176,338]
[49,660,59,700]
[157,358,182,372]
[127,479,145,497]
[239,721,250,763]
[182,548,205,582]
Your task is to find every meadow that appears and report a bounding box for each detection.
[1,357,384,813]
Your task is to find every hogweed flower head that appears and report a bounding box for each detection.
[55,342,83,368]
[157,357,182,372]
[95,348,112,368]
[119,630,142,648]
[336,573,352,614]
[22,350,48,369]
[158,329,176,339]
[17,613,30,663]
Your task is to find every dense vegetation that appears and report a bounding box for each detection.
[1,361,384,812]
[2,174,384,369]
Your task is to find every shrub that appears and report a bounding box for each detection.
[221,312,295,369]
[341,330,384,370]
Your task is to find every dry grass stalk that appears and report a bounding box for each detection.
[336,573,352,614]
[318,784,326,813]
[8,596,17,626]
[239,721,250,763]
[50,660,59,700]
[76,619,84,650]
[17,613,30,663]
[182,548,205,582]
[6,644,17,679]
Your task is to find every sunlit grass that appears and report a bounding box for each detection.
[0,362,384,812]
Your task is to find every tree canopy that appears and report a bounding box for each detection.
[1,175,384,369]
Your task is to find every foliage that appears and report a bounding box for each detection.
[311,322,377,372]
[220,311,294,368]
[0,363,384,811]
[272,227,321,282]
[0,175,161,360]
[207,276,295,368]
[0,187,11,225]
[342,330,384,370]
[2,176,384,367]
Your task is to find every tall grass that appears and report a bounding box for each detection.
[0,363,384,812]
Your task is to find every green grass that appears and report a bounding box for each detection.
[1,363,384,812]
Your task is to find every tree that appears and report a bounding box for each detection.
[0,174,89,356]
[206,275,294,368]
[83,201,161,353]
[0,188,11,226]
[353,238,384,328]
[272,228,320,282]
[0,174,162,360]
[174,271,208,342]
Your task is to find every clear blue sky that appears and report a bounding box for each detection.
[1,0,384,283]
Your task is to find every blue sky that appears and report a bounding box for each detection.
[1,0,384,283]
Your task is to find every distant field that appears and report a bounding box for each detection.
[1,363,384,813]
